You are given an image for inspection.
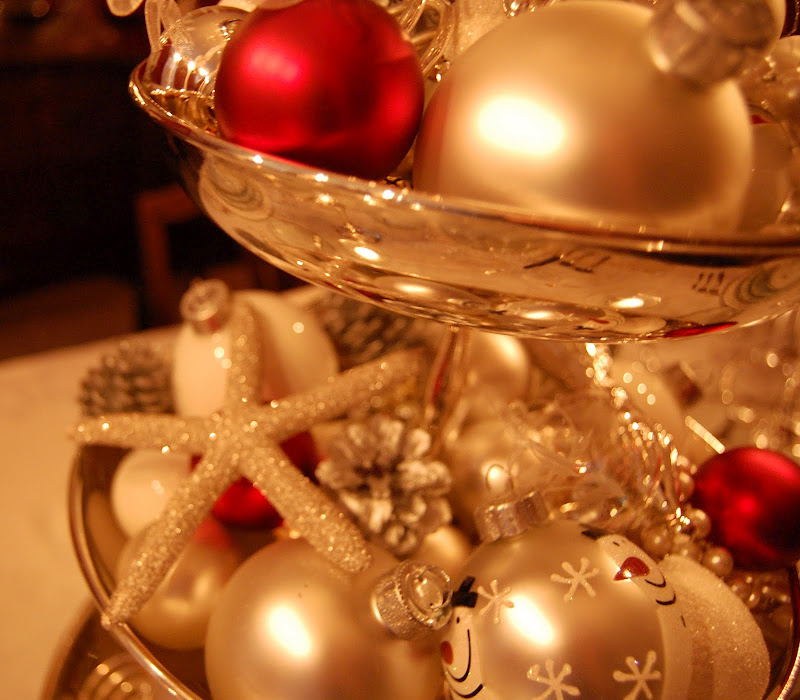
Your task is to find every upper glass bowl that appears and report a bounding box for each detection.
[130,51,800,342]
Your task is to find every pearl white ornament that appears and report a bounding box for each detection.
[462,330,531,421]
[444,417,559,535]
[110,448,192,537]
[740,120,793,231]
[659,555,770,700]
[440,519,692,699]
[117,518,242,650]
[415,525,474,578]
[172,285,338,416]
[701,545,735,578]
[414,1,754,235]
[205,538,443,700]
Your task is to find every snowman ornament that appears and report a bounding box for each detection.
[438,491,692,699]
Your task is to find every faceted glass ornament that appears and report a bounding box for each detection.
[143,5,249,100]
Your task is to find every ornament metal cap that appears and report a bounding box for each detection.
[179,278,232,333]
[372,560,453,640]
[646,0,774,86]
[474,488,550,543]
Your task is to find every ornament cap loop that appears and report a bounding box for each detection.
[179,278,232,333]
[372,560,453,640]
[646,0,774,86]
[474,489,549,543]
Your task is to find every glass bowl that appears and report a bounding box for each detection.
[129,62,800,342]
[69,443,800,699]
[69,445,207,700]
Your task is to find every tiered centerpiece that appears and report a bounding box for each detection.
[64,0,800,698]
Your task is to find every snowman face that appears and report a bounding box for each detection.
[440,521,692,700]
[440,576,494,699]
[587,528,678,608]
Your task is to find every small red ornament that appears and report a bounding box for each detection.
[690,446,800,570]
[214,0,424,179]
[205,431,320,528]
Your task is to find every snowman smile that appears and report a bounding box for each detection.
[442,629,485,697]
[614,556,677,605]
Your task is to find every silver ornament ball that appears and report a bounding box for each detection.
[204,538,443,700]
[440,519,692,699]
[117,518,242,650]
[413,0,753,234]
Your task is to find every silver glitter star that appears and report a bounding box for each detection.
[72,298,426,626]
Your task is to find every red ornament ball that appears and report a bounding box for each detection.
[214,0,424,179]
[690,446,800,570]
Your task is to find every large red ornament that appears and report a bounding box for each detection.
[690,446,800,570]
[214,0,424,180]
[207,431,320,528]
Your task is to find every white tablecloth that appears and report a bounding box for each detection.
[0,329,174,699]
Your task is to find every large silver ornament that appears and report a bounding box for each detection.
[414,1,754,235]
[204,538,444,700]
[440,519,692,699]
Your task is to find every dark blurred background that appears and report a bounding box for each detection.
[0,0,293,359]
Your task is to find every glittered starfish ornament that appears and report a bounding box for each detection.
[72,298,426,627]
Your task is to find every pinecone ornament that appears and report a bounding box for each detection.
[79,340,173,416]
[317,413,452,557]
[313,293,417,369]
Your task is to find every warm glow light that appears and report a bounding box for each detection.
[268,606,313,658]
[353,246,380,261]
[477,96,565,157]
[395,281,431,295]
[612,297,645,310]
[523,309,559,321]
[507,595,555,645]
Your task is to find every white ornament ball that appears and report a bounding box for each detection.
[117,519,242,650]
[415,525,474,578]
[205,538,443,700]
[110,449,192,537]
[463,330,531,419]
[172,289,338,416]
[444,417,558,535]
[414,0,753,234]
[440,520,692,699]
[659,554,770,700]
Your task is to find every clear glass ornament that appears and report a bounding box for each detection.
[143,4,248,100]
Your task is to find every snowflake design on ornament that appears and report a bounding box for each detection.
[612,650,662,700]
[527,659,581,699]
[476,578,514,624]
[551,557,600,601]
[316,413,452,556]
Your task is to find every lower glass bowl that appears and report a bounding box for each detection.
[70,443,800,699]
[130,63,800,342]
[69,445,207,700]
